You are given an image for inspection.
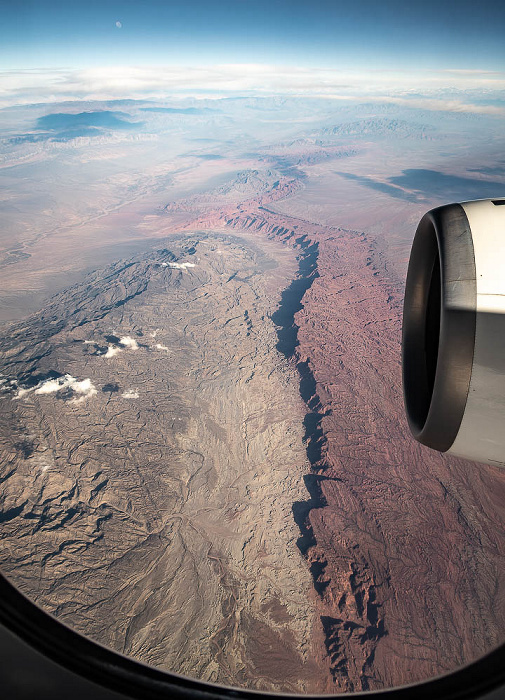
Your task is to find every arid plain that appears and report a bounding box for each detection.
[1,97,505,693]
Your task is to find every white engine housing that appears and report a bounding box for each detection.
[402,198,505,467]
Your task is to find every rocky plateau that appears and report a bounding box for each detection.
[0,231,326,692]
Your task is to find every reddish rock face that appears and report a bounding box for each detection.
[293,229,505,690]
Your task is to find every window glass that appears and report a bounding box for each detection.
[1,1,505,694]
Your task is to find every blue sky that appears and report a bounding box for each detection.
[1,0,505,72]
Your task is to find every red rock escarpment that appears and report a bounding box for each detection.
[170,195,505,692]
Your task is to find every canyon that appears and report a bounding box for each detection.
[162,169,505,690]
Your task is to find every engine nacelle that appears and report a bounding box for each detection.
[402,198,505,467]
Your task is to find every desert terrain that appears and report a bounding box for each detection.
[1,96,505,692]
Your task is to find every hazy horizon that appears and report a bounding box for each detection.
[1,0,505,111]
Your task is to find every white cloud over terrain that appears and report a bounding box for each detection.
[84,336,140,359]
[119,336,139,350]
[162,262,196,270]
[122,389,139,399]
[15,374,97,404]
[104,346,122,359]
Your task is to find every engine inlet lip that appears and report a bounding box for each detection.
[402,203,477,451]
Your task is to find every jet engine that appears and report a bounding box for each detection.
[403,198,505,467]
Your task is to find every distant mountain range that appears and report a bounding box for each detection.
[8,111,142,145]
[139,106,218,114]
[315,117,436,139]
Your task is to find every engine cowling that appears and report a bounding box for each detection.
[402,198,505,467]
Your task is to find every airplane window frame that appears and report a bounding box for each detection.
[2,570,505,700]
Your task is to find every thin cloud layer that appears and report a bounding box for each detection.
[1,64,504,114]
